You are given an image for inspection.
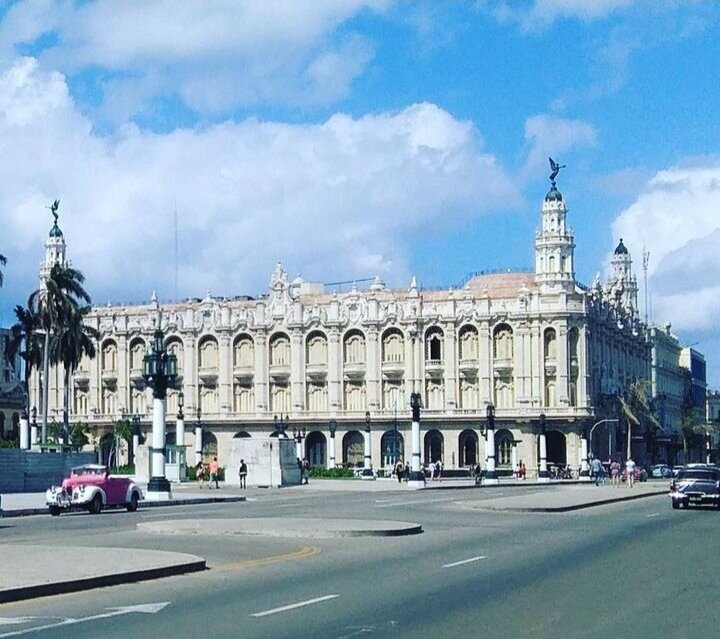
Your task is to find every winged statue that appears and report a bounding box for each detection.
[548,157,566,187]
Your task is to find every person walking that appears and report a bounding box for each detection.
[610,458,621,487]
[590,457,604,487]
[394,459,404,483]
[302,458,310,484]
[195,461,205,489]
[209,457,220,489]
[626,457,636,488]
[435,460,443,482]
[404,462,410,482]
[238,459,248,489]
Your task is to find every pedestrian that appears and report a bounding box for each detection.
[297,457,303,484]
[474,463,483,486]
[404,462,410,482]
[626,457,636,488]
[435,460,443,482]
[195,461,205,489]
[302,458,310,484]
[519,461,526,480]
[429,461,436,481]
[209,457,220,489]
[610,458,621,487]
[395,459,404,483]
[238,458,248,489]
[590,457,604,487]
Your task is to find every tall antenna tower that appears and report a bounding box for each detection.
[642,247,650,324]
[174,201,179,302]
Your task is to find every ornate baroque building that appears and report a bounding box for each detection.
[32,181,651,475]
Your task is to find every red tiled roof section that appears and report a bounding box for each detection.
[464,272,537,297]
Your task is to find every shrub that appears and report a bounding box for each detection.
[110,464,135,475]
[0,438,19,449]
[308,466,356,479]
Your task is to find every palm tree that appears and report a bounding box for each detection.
[0,253,6,288]
[50,305,99,440]
[7,304,44,422]
[29,264,92,444]
[618,380,661,460]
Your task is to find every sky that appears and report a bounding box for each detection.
[0,1,718,384]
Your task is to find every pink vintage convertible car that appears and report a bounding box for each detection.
[46,464,143,516]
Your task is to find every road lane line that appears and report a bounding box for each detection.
[250,594,339,618]
[442,556,487,568]
[647,513,661,518]
[375,497,456,508]
[214,546,320,572]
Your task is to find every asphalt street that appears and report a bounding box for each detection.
[0,484,715,639]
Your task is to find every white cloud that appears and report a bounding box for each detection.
[0,0,390,117]
[611,163,720,332]
[0,57,520,308]
[521,114,597,180]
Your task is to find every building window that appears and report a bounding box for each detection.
[306,331,328,366]
[382,329,404,363]
[269,334,290,367]
[198,336,219,369]
[343,330,366,365]
[233,335,254,368]
[425,327,444,362]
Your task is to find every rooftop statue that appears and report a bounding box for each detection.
[548,157,566,188]
[48,199,60,225]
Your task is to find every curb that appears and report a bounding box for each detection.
[0,558,206,604]
[475,489,668,513]
[0,496,246,518]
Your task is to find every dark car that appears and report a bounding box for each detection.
[670,468,720,509]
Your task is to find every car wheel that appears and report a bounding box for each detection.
[126,492,139,512]
[671,499,679,510]
[49,506,61,517]
[88,494,102,515]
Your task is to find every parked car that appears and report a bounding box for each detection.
[46,464,143,516]
[672,465,684,477]
[650,464,673,478]
[670,467,720,509]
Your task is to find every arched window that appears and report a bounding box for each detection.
[305,431,327,467]
[544,328,557,360]
[234,384,254,413]
[494,376,514,409]
[459,378,479,409]
[306,331,328,366]
[424,429,444,464]
[425,327,444,361]
[202,431,217,461]
[381,430,404,467]
[101,341,117,371]
[496,430,513,467]
[548,255,556,272]
[458,325,478,361]
[166,337,184,376]
[458,429,479,467]
[342,431,364,467]
[343,330,366,365]
[382,381,403,411]
[269,333,290,366]
[343,381,365,411]
[306,382,328,412]
[493,324,513,360]
[200,387,218,414]
[270,383,291,413]
[198,336,219,368]
[425,379,444,410]
[233,334,254,368]
[129,338,146,372]
[382,328,404,363]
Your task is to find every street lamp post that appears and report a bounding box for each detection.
[194,407,202,466]
[362,411,373,478]
[293,425,306,461]
[142,329,177,500]
[537,413,550,483]
[274,414,289,438]
[483,404,499,485]
[19,406,29,450]
[407,392,425,489]
[30,406,38,449]
[176,391,185,450]
[588,418,619,460]
[706,431,712,465]
[328,419,337,469]
[131,415,140,463]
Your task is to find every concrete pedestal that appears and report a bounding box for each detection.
[225,437,301,488]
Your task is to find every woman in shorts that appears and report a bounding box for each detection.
[610,459,621,487]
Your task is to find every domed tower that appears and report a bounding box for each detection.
[39,201,68,291]
[607,238,639,313]
[534,161,575,293]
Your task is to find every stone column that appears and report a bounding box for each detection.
[407,393,424,489]
[483,426,498,485]
[511,441,518,476]
[290,329,304,412]
[366,328,380,410]
[580,434,590,480]
[328,432,336,468]
[444,326,457,409]
[117,336,128,414]
[478,323,492,403]
[538,418,550,483]
[218,334,232,414]
[254,332,268,412]
[183,336,197,413]
[557,323,569,405]
[195,422,203,466]
[19,413,29,450]
[327,330,341,410]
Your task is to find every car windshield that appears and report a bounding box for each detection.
[71,467,106,477]
[678,471,719,481]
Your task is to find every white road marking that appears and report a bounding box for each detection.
[251,594,340,618]
[0,619,37,627]
[0,603,170,638]
[442,555,487,569]
[375,497,456,508]
[647,513,661,518]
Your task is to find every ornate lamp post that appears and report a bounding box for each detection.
[194,406,202,466]
[361,410,373,478]
[30,406,38,449]
[328,419,337,469]
[273,414,289,438]
[142,329,177,500]
[579,425,590,480]
[176,391,185,450]
[407,392,425,489]
[483,404,499,485]
[293,425,306,460]
[537,413,550,483]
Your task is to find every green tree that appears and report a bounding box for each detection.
[681,407,703,463]
[618,380,661,460]
[29,262,92,444]
[69,421,90,448]
[50,305,99,439]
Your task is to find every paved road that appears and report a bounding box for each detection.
[0,485,714,639]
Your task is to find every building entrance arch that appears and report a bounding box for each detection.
[424,429,444,464]
[381,430,404,467]
[458,429,479,467]
[306,431,327,467]
[546,430,567,465]
[343,430,364,467]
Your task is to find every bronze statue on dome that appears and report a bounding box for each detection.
[548,157,566,188]
[48,199,60,225]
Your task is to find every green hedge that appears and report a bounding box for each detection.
[308,467,356,479]
[110,464,135,475]
[187,465,225,481]
[0,439,19,449]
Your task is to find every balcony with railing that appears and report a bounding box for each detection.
[381,359,405,380]
[343,361,366,381]
[424,359,444,379]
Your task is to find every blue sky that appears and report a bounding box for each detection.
[0,0,719,384]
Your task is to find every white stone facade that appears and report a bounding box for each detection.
[32,185,651,475]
